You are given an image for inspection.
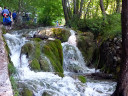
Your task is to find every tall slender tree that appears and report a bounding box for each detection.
[112,0,128,96]
[116,0,121,13]
[100,0,106,17]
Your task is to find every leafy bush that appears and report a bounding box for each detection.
[70,13,121,39]
[86,13,121,38]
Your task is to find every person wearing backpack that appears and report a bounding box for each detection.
[3,14,12,26]
[1,7,9,17]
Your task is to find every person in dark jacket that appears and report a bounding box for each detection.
[12,10,17,22]
[8,9,11,18]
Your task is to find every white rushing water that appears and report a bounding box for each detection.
[4,29,116,96]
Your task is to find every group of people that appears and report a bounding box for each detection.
[0,6,17,28]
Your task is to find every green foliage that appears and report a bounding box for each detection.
[68,15,80,29]
[37,0,63,26]
[10,76,20,96]
[76,13,121,39]
[86,14,121,38]
[78,76,86,83]
[8,63,16,75]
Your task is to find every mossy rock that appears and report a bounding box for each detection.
[30,58,41,71]
[22,88,33,96]
[77,32,95,64]
[32,38,42,42]
[78,76,86,83]
[43,39,63,73]
[21,43,34,57]
[21,39,63,74]
[40,59,51,72]
[52,28,70,42]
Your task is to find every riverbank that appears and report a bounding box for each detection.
[0,25,13,96]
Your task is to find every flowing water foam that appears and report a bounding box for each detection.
[4,29,116,96]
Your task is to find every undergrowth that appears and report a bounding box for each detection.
[69,13,121,39]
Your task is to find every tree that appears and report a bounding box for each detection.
[116,0,121,13]
[62,0,85,25]
[100,0,106,17]
[112,0,128,96]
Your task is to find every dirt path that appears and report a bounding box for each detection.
[0,25,13,96]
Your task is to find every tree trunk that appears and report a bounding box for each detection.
[73,0,79,16]
[112,0,128,96]
[100,0,106,17]
[73,0,77,14]
[79,0,84,18]
[116,0,121,13]
[62,0,69,25]
[84,0,91,19]
[16,0,22,25]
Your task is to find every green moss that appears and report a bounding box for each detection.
[2,27,6,34]
[30,59,41,71]
[40,59,51,71]
[21,43,33,56]
[43,39,63,73]
[10,76,20,96]
[22,88,33,96]
[32,38,42,42]
[52,28,70,42]
[58,72,64,77]
[34,42,41,59]
[78,76,86,83]
[8,63,16,76]
[77,32,95,64]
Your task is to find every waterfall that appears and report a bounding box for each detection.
[4,28,116,96]
[62,30,95,73]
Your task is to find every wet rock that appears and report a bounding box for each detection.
[52,28,71,42]
[39,59,51,72]
[42,91,52,96]
[77,32,95,65]
[92,36,122,77]
[21,39,63,74]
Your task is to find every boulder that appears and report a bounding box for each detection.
[77,32,95,65]
[92,37,122,78]
[52,28,71,42]
[21,39,63,74]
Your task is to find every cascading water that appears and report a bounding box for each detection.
[4,28,116,96]
[62,30,95,73]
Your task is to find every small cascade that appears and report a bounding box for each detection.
[62,30,95,73]
[4,28,116,96]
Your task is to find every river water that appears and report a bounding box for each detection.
[4,28,116,96]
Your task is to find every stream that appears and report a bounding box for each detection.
[4,27,116,96]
